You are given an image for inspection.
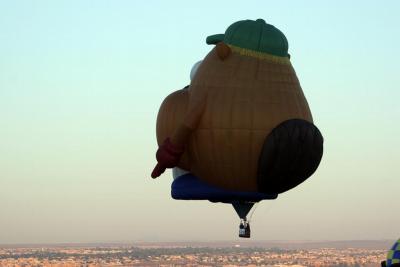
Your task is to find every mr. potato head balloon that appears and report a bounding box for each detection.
[152,19,323,194]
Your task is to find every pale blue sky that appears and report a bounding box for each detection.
[0,1,399,243]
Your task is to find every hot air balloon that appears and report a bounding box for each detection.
[382,239,400,267]
[152,19,324,238]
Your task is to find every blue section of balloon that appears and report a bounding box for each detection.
[171,174,278,203]
[387,239,400,266]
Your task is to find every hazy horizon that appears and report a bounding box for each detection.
[0,239,397,249]
[1,1,399,244]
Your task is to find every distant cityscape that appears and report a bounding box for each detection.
[0,241,391,267]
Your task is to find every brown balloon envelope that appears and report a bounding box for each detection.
[156,46,313,192]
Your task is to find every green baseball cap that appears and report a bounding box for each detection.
[206,19,289,57]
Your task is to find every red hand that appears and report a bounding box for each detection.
[151,138,184,178]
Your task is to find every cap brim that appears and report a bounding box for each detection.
[206,34,225,45]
